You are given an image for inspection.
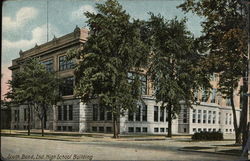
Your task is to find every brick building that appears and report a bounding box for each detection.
[8,26,240,134]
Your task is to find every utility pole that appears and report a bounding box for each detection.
[47,0,49,42]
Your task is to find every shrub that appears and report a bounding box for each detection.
[192,131,223,141]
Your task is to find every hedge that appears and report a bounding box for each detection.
[192,131,223,141]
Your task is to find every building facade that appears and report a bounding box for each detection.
[8,27,241,134]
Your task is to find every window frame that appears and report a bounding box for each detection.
[59,55,74,71]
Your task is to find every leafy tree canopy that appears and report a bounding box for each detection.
[147,14,210,136]
[68,0,149,116]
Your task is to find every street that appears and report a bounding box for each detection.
[1,136,243,161]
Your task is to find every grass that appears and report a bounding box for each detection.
[18,131,84,137]
[1,129,191,139]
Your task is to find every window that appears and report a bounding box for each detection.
[154,128,159,133]
[92,127,97,132]
[218,96,222,105]
[203,128,207,132]
[24,108,27,122]
[213,129,216,132]
[99,107,105,121]
[198,128,202,132]
[41,59,53,72]
[208,111,212,124]
[69,105,73,120]
[210,88,216,103]
[218,112,221,124]
[229,113,232,125]
[212,111,216,124]
[93,104,98,121]
[160,107,164,122]
[203,110,207,123]
[183,109,187,123]
[166,109,169,121]
[225,113,228,125]
[63,105,67,120]
[193,128,196,132]
[107,109,112,121]
[198,110,201,123]
[142,105,147,121]
[226,98,231,106]
[99,127,104,133]
[60,77,74,96]
[59,55,74,71]
[128,72,147,95]
[57,126,61,131]
[208,128,212,132]
[128,109,134,121]
[136,127,141,132]
[68,126,72,131]
[142,127,148,133]
[226,129,228,132]
[194,90,198,102]
[201,89,208,102]
[160,128,164,132]
[18,110,20,122]
[128,127,134,132]
[136,106,141,121]
[58,106,62,121]
[192,109,196,123]
[154,106,159,122]
[15,110,20,122]
[106,127,112,133]
[63,126,67,131]
[183,128,187,133]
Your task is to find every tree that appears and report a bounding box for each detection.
[6,68,32,135]
[5,58,61,136]
[147,14,210,137]
[68,0,149,138]
[178,0,248,145]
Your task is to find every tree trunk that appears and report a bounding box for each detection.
[167,104,172,137]
[41,117,44,137]
[230,94,241,144]
[242,69,248,150]
[27,105,31,136]
[113,113,118,138]
[44,111,47,129]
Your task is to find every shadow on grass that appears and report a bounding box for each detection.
[182,146,213,150]
[181,146,242,157]
[213,144,241,147]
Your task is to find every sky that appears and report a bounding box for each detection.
[1,0,204,99]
